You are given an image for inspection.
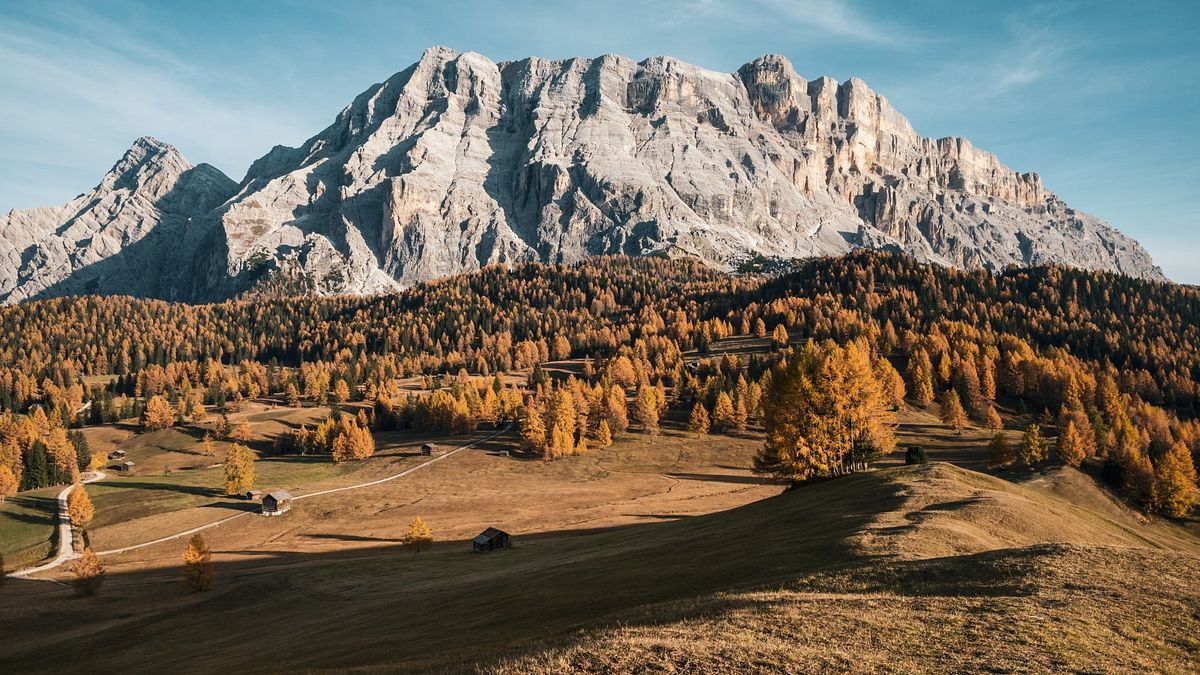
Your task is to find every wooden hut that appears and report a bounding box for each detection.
[118,460,135,472]
[472,527,510,552]
[108,449,126,460]
[420,443,436,456]
[261,490,293,516]
[244,489,263,501]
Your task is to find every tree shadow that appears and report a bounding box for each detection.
[665,472,772,485]
[96,480,224,498]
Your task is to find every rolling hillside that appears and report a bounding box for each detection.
[2,461,1196,673]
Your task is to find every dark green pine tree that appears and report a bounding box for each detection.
[70,430,91,472]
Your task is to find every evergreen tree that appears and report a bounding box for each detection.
[69,430,91,473]
[988,432,1015,469]
[181,533,215,592]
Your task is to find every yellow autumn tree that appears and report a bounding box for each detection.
[331,419,374,463]
[181,533,215,592]
[1057,421,1087,467]
[223,443,256,495]
[142,395,175,430]
[756,339,896,481]
[983,404,1004,432]
[1020,423,1049,466]
[1149,442,1198,518]
[0,465,17,503]
[940,391,968,434]
[402,515,433,552]
[67,483,95,528]
[71,548,105,596]
[711,391,736,432]
[772,323,789,349]
[688,402,710,435]
[595,419,613,448]
[633,384,659,434]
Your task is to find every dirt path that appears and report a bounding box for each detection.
[11,426,509,580]
[9,471,106,579]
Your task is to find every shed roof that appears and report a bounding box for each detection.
[473,527,508,543]
[264,490,293,502]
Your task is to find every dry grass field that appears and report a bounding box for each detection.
[2,348,1197,673]
[2,457,1197,673]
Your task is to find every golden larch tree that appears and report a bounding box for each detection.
[1149,442,1198,518]
[1020,423,1049,466]
[711,391,736,432]
[403,515,433,552]
[67,483,95,528]
[0,465,17,503]
[223,443,256,495]
[1057,421,1087,467]
[71,548,105,596]
[141,395,175,430]
[181,533,215,592]
[940,391,968,434]
[688,402,710,435]
[595,419,613,448]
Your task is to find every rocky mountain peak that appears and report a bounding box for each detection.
[0,49,1163,305]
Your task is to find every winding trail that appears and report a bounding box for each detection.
[10,471,106,579]
[10,425,509,580]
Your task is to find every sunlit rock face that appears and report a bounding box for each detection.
[0,48,1161,304]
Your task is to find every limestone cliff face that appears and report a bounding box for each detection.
[0,48,1162,304]
[0,137,236,303]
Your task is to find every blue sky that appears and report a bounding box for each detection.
[1,0,1197,282]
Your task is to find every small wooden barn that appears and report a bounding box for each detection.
[420,443,436,456]
[108,449,126,460]
[261,490,293,516]
[118,460,135,472]
[244,489,263,501]
[472,527,510,552]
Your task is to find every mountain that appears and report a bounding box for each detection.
[0,137,236,303]
[0,47,1162,303]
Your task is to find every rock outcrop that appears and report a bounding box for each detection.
[0,48,1162,304]
[0,137,236,303]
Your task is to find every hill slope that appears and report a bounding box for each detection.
[0,47,1161,303]
[1,463,1196,673]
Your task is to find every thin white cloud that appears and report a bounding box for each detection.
[0,7,316,210]
[750,0,916,47]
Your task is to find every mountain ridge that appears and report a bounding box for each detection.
[0,47,1163,304]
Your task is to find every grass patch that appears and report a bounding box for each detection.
[0,486,60,567]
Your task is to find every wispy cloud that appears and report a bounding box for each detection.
[0,5,315,209]
[750,0,917,47]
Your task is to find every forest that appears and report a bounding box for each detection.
[0,252,1197,517]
